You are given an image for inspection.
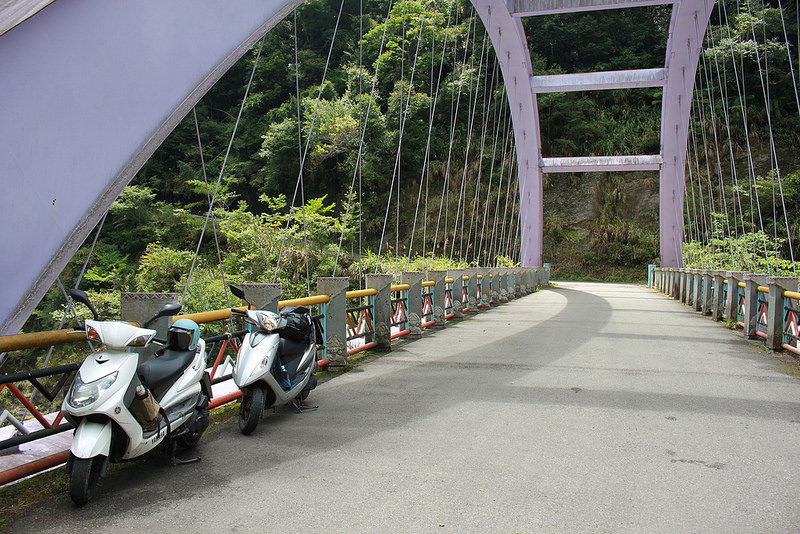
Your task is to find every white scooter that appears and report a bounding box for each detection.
[229,285,319,435]
[62,289,212,505]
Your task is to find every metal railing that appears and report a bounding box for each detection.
[345,288,378,355]
[0,267,549,484]
[649,266,799,356]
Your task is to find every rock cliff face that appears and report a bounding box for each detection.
[544,171,659,228]
[542,171,660,281]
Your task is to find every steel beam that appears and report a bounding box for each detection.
[509,0,674,16]
[542,155,662,173]
[531,68,666,93]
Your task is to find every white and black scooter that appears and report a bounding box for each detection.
[229,285,319,435]
[62,289,212,505]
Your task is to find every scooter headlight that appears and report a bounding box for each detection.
[68,371,118,408]
[256,311,280,332]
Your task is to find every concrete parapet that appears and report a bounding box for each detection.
[499,270,509,303]
[366,274,393,349]
[700,270,712,315]
[401,271,424,337]
[241,283,282,312]
[725,271,745,322]
[766,277,798,350]
[692,270,702,311]
[463,268,479,312]
[318,277,350,367]
[427,270,447,327]
[743,273,768,339]
[447,268,465,318]
[712,271,725,321]
[120,292,180,341]
[671,269,680,300]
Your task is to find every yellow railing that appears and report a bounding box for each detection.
[279,294,330,308]
[786,290,800,300]
[421,281,435,288]
[391,284,411,291]
[0,295,334,352]
[346,288,378,299]
[0,329,85,353]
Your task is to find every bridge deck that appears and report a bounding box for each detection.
[11,282,800,532]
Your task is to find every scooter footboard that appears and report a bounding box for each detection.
[71,420,112,459]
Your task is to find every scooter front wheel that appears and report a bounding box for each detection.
[69,453,107,505]
[239,386,264,435]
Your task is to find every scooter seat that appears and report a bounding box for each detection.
[279,338,307,379]
[137,348,196,401]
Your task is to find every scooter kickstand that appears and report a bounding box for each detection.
[169,441,201,466]
[291,400,319,413]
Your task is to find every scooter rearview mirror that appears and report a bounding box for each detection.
[143,303,182,328]
[68,288,99,321]
[230,285,245,300]
[229,284,252,309]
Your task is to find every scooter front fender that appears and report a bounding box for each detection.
[71,420,112,459]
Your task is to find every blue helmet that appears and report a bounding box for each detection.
[168,318,201,350]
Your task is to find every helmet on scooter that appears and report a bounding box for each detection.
[168,318,200,351]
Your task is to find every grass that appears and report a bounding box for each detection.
[0,466,69,531]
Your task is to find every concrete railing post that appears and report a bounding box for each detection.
[242,283,282,312]
[766,277,798,350]
[446,269,465,319]
[678,269,687,303]
[743,273,768,339]
[684,269,693,305]
[401,271,424,337]
[543,263,551,285]
[499,270,509,303]
[366,274,393,350]
[427,270,447,327]
[692,270,702,311]
[671,269,680,299]
[701,270,713,315]
[318,277,350,368]
[712,271,725,321]
[725,271,745,323]
[121,292,179,359]
[647,264,656,288]
[683,269,692,305]
[465,268,478,311]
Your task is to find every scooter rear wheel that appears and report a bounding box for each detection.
[69,453,107,506]
[239,386,264,435]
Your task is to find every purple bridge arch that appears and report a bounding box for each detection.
[0,0,713,335]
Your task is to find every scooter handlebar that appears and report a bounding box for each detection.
[203,330,248,344]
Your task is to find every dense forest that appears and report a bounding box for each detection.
[9,0,800,353]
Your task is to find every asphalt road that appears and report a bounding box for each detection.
[8,282,800,533]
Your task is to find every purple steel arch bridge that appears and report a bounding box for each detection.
[0,0,713,335]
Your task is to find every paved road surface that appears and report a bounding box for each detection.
[9,282,800,532]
